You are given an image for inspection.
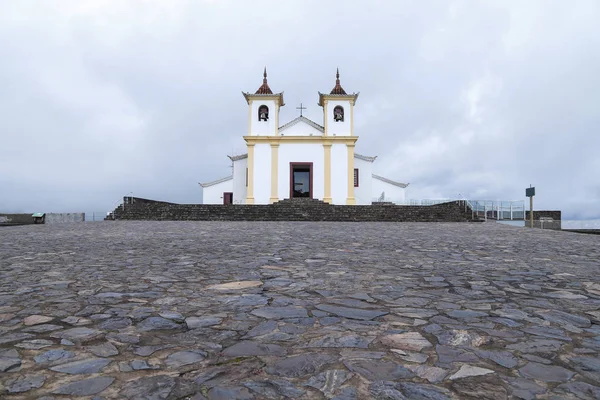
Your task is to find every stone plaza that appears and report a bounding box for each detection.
[1,221,599,399]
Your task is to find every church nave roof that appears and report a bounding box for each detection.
[278,116,324,133]
[199,175,233,188]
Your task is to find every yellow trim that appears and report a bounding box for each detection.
[323,99,328,136]
[346,143,356,205]
[244,135,357,146]
[247,99,253,136]
[246,144,255,204]
[242,93,285,106]
[323,143,332,203]
[269,144,279,203]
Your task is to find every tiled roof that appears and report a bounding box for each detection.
[279,116,325,133]
[198,176,233,188]
[372,174,409,188]
[228,154,248,161]
[255,67,273,94]
[330,68,347,95]
[355,153,377,162]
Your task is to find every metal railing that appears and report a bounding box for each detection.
[371,197,525,221]
[85,212,109,221]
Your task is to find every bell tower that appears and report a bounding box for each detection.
[318,69,359,137]
[242,68,285,136]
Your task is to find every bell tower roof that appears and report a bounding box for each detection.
[318,68,359,106]
[242,67,285,105]
[255,67,273,94]
[330,68,347,95]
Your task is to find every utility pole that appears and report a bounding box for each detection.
[526,185,535,228]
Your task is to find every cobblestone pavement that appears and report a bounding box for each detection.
[1,221,600,399]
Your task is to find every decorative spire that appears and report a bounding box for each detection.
[330,67,347,95]
[255,67,273,94]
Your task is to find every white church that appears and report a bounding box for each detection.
[200,69,408,205]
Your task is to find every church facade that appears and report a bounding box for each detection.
[200,69,408,205]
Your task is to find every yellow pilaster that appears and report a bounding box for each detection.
[346,143,356,205]
[269,144,279,203]
[246,144,255,204]
[323,143,332,203]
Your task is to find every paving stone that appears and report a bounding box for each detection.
[446,309,489,319]
[137,316,182,331]
[207,281,263,290]
[519,362,575,382]
[50,357,111,374]
[186,316,223,329]
[305,369,352,397]
[2,220,599,399]
[369,381,451,400]
[554,381,600,399]
[0,332,35,345]
[476,350,518,368]
[34,349,75,363]
[450,376,509,400]
[393,307,438,318]
[207,386,254,399]
[166,350,207,368]
[568,356,600,382]
[344,359,414,381]
[52,376,115,396]
[50,327,103,342]
[243,380,305,398]
[267,353,338,377]
[251,306,308,319]
[119,375,176,399]
[14,339,54,350]
[380,331,432,351]
[87,342,119,357]
[5,374,45,393]
[98,317,132,330]
[406,365,448,383]
[222,340,287,356]
[315,304,388,320]
[536,310,592,328]
[0,349,21,372]
[23,315,54,326]
[133,344,174,356]
[449,364,495,380]
[303,334,374,348]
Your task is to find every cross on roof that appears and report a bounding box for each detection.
[296,103,307,117]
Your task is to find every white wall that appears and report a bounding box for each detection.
[372,177,406,203]
[330,143,348,204]
[250,100,279,136]
[278,143,324,201]
[325,100,352,136]
[253,144,272,204]
[232,158,247,204]
[353,157,373,205]
[203,179,234,204]
[280,120,323,136]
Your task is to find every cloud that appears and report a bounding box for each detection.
[0,0,598,219]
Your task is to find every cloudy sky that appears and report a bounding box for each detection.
[1,0,599,219]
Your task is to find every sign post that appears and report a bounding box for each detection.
[525,185,535,228]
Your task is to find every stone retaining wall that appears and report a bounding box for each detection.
[108,197,475,222]
[525,210,562,230]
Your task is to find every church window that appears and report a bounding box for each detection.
[246,168,248,187]
[354,168,359,187]
[258,105,269,121]
[333,106,344,122]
